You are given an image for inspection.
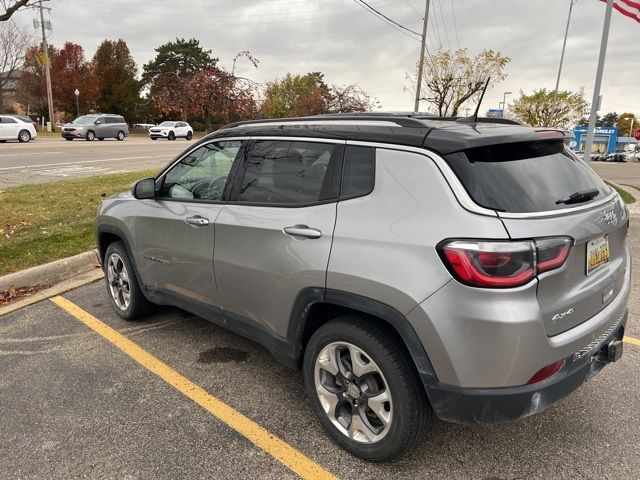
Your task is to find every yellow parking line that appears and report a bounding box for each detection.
[624,335,640,347]
[50,296,337,480]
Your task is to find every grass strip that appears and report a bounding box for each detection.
[0,170,157,276]
[605,181,636,204]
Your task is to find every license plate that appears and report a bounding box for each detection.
[586,235,610,275]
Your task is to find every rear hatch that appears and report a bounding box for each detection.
[445,138,629,336]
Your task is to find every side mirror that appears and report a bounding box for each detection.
[95,120,102,125]
[132,178,156,199]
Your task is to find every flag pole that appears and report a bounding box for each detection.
[583,0,614,161]
[549,0,576,127]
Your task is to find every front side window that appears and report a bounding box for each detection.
[237,140,341,205]
[160,121,175,127]
[160,141,241,201]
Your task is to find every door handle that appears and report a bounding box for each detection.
[185,215,209,226]
[283,225,322,239]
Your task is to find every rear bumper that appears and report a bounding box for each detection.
[427,311,626,424]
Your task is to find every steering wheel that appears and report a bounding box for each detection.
[191,175,228,200]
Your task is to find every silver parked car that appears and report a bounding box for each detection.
[96,114,629,460]
[61,114,128,141]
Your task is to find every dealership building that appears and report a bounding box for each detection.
[572,125,638,153]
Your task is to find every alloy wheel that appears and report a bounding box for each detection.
[314,341,393,444]
[19,130,30,142]
[107,253,131,311]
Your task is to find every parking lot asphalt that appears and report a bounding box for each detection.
[0,137,188,188]
[592,160,640,190]
[1,220,639,478]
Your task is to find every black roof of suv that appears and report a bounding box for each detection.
[214,113,569,155]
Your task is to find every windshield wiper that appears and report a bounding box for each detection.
[555,189,599,205]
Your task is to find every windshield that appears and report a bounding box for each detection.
[159,121,175,127]
[72,115,98,125]
[444,140,611,213]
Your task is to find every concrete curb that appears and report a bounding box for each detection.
[0,250,100,292]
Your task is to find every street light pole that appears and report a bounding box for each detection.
[74,88,80,117]
[38,0,55,132]
[501,92,512,118]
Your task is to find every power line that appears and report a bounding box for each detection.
[449,0,460,48]
[435,0,451,49]
[354,0,422,37]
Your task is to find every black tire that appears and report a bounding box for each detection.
[65,138,73,141]
[18,129,31,143]
[104,241,154,320]
[0,140,7,143]
[151,137,157,140]
[98,138,104,141]
[186,131,193,140]
[168,131,175,141]
[304,317,431,461]
[86,130,95,141]
[116,130,125,141]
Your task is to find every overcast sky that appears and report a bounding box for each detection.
[12,0,640,118]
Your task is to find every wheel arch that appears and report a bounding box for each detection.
[290,288,438,393]
[97,224,149,299]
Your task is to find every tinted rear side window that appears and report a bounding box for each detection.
[237,140,342,205]
[445,140,610,213]
[341,146,374,198]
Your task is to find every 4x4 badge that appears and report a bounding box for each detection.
[601,210,618,225]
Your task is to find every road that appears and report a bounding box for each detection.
[591,160,640,190]
[1,223,639,479]
[0,137,189,188]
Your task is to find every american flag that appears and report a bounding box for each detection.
[599,0,640,23]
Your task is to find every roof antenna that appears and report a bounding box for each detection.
[457,77,491,124]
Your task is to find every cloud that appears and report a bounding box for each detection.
[12,0,639,116]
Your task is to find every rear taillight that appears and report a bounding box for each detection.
[527,359,565,384]
[439,237,572,288]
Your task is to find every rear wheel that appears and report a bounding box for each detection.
[168,131,175,141]
[304,317,431,461]
[116,130,125,141]
[86,130,95,141]
[65,137,73,141]
[18,130,31,143]
[186,131,193,140]
[98,138,104,141]
[104,241,153,320]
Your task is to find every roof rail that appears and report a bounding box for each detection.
[222,114,430,129]
[419,116,522,126]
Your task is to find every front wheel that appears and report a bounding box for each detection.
[65,137,73,141]
[116,130,125,141]
[186,131,193,140]
[18,130,31,143]
[304,317,431,461]
[86,130,95,141]
[168,131,176,141]
[104,241,153,320]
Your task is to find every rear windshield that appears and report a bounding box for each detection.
[444,140,610,213]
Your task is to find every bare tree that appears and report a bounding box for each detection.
[0,21,33,109]
[0,0,35,21]
[407,49,510,117]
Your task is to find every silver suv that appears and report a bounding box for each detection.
[96,114,629,460]
[62,114,128,141]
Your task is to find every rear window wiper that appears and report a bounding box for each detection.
[555,189,599,205]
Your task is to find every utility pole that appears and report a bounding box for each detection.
[38,0,55,132]
[583,0,613,162]
[549,0,576,127]
[414,0,431,112]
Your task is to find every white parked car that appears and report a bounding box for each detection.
[0,115,38,143]
[149,121,193,141]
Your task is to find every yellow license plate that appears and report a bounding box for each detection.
[586,235,610,275]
